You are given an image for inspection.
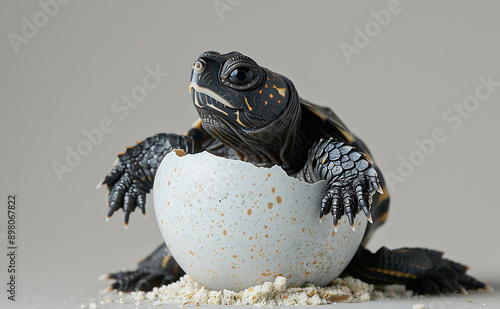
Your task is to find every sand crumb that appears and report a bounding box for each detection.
[125,275,411,306]
[412,304,425,309]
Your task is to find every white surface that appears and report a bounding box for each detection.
[5,286,500,309]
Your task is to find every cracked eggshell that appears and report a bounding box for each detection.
[153,151,367,291]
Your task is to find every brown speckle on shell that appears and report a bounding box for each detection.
[154,151,367,291]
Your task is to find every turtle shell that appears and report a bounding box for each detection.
[300,99,390,245]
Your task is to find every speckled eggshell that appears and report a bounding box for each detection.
[153,151,367,291]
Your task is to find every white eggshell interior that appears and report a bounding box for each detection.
[153,151,367,291]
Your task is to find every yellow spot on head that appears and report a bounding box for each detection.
[247,209,252,215]
[234,110,250,128]
[273,85,287,97]
[243,97,253,111]
[268,203,273,209]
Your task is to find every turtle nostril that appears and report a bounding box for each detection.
[194,60,205,73]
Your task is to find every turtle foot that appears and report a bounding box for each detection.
[102,244,184,292]
[404,255,487,295]
[103,269,177,292]
[99,133,195,225]
[301,138,381,230]
[346,246,488,295]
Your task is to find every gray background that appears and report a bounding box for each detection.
[1,0,499,308]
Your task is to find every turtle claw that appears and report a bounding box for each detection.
[138,194,146,216]
[366,214,373,224]
[347,212,355,231]
[361,203,372,222]
[321,172,375,230]
[103,244,184,292]
[103,168,148,225]
[101,134,194,225]
[304,139,381,230]
[96,180,105,189]
[123,212,132,226]
[333,220,339,232]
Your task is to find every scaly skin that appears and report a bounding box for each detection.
[346,247,487,295]
[105,244,183,292]
[100,133,194,225]
[299,138,382,230]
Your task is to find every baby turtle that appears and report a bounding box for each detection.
[99,51,486,295]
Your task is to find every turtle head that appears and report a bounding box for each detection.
[188,51,301,168]
[189,51,293,129]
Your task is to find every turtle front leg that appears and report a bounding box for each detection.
[299,138,382,230]
[99,133,195,225]
[103,243,185,292]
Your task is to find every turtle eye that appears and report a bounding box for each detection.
[224,66,262,90]
[194,60,205,73]
[229,68,254,85]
